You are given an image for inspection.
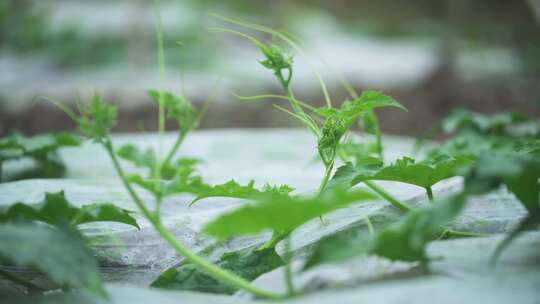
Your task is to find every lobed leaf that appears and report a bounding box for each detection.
[317,91,405,121]
[204,189,377,241]
[328,155,473,193]
[316,91,405,166]
[117,144,157,172]
[351,155,474,189]
[190,180,294,206]
[78,95,117,142]
[148,90,198,134]
[339,142,382,167]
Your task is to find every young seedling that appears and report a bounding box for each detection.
[59,94,285,299]
[212,16,409,215]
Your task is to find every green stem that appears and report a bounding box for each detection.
[161,131,187,172]
[103,137,282,299]
[426,187,434,202]
[316,162,334,196]
[277,72,320,138]
[364,216,375,236]
[0,268,45,294]
[104,139,156,222]
[337,150,410,213]
[154,221,283,299]
[364,181,412,212]
[284,237,296,296]
[369,111,384,162]
[259,231,286,251]
[258,162,334,248]
[153,0,166,160]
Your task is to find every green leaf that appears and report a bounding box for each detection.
[360,110,380,136]
[204,189,377,241]
[348,90,407,113]
[339,141,382,166]
[117,144,157,171]
[148,90,198,134]
[126,156,205,198]
[0,223,105,296]
[258,44,293,73]
[348,155,473,190]
[78,95,117,142]
[190,180,294,206]
[71,203,139,229]
[316,91,405,166]
[325,162,359,192]
[0,191,139,229]
[151,247,284,294]
[304,194,467,269]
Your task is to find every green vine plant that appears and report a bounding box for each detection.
[40,13,409,299]
[57,94,285,299]
[210,15,411,213]
[3,11,538,301]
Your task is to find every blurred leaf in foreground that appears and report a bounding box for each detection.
[0,223,105,296]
